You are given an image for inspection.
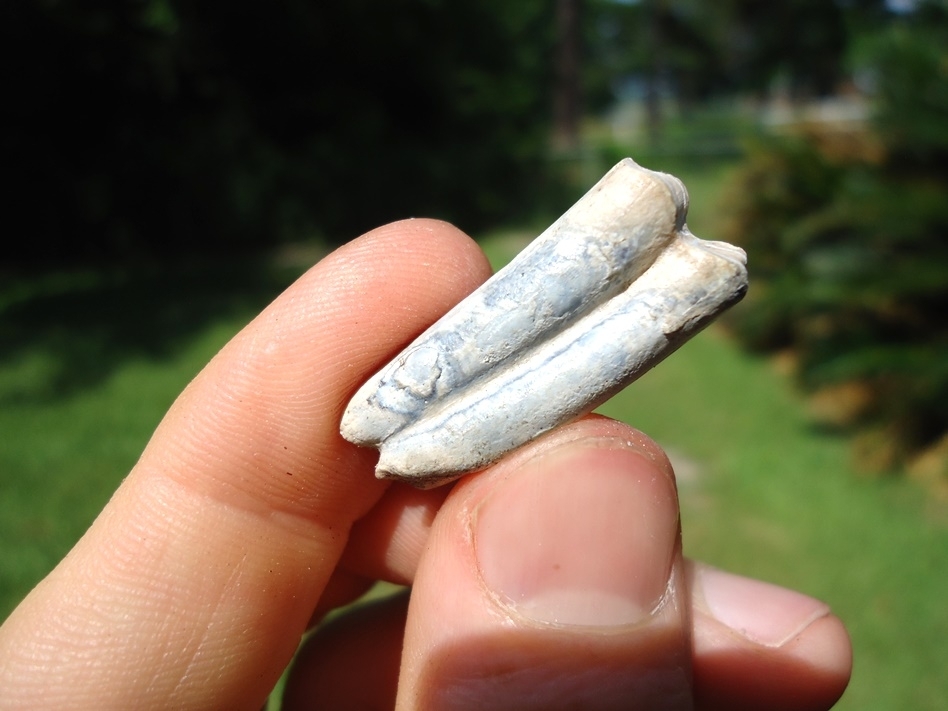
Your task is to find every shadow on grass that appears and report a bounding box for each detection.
[0,260,305,405]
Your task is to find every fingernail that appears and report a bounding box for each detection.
[695,566,831,647]
[473,438,679,627]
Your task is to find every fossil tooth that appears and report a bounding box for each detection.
[341,158,748,488]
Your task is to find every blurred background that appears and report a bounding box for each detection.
[1,0,946,708]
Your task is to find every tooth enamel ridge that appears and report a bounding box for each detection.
[340,158,748,488]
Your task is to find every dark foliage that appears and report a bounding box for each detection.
[582,0,854,112]
[0,260,299,402]
[722,2,948,469]
[1,0,554,266]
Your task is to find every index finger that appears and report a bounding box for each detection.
[0,219,492,710]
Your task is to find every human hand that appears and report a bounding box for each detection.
[0,220,851,710]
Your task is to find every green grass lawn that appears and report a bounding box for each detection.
[2,158,945,709]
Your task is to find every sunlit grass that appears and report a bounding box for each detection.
[1,157,944,710]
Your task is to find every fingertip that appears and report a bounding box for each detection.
[690,564,852,711]
[397,418,692,710]
[340,482,453,585]
[782,613,853,707]
[336,419,676,594]
[472,433,680,628]
[284,591,409,711]
[346,218,493,289]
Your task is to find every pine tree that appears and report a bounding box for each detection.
[724,1,948,474]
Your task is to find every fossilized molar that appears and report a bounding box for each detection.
[341,158,748,487]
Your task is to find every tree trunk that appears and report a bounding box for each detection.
[644,0,664,143]
[553,0,582,153]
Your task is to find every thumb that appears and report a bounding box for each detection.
[398,418,691,711]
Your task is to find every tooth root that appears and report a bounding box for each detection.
[340,158,748,487]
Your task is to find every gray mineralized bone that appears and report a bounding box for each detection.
[341,158,748,487]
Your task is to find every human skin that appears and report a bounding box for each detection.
[0,219,851,710]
